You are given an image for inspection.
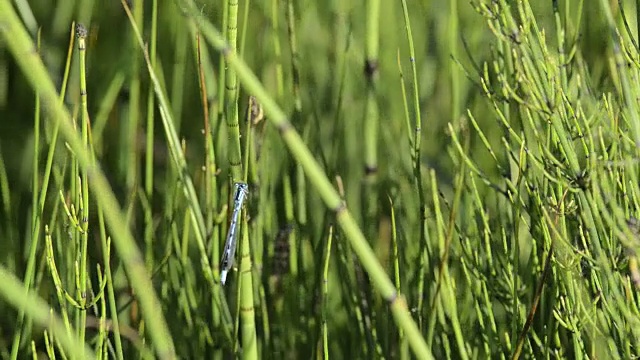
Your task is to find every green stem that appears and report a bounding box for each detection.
[226,0,243,182]
[76,23,90,356]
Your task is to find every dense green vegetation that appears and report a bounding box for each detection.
[2,0,640,358]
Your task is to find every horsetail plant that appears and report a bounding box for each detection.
[225,0,244,183]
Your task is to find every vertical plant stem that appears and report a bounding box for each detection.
[218,0,229,125]
[11,28,42,360]
[96,199,124,358]
[364,0,380,175]
[170,8,188,131]
[363,0,381,231]
[239,211,257,360]
[322,225,333,360]
[448,0,460,124]
[226,0,243,182]
[285,0,312,345]
[123,0,143,189]
[76,23,90,354]
[398,0,426,332]
[285,0,301,113]
[144,0,159,271]
[271,0,285,98]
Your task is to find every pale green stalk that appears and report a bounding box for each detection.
[225,0,243,182]
[362,0,380,239]
[11,28,42,360]
[322,225,333,359]
[239,213,257,360]
[144,0,158,271]
[124,0,143,190]
[170,8,188,131]
[364,0,380,176]
[398,0,427,331]
[76,24,90,354]
[271,0,285,98]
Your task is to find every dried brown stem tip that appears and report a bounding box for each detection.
[249,96,264,125]
[75,23,88,39]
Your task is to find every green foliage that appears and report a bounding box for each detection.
[1,0,640,359]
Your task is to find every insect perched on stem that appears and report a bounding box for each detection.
[220,182,249,285]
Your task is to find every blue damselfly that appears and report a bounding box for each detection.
[220,182,249,285]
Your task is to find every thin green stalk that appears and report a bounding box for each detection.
[448,0,460,124]
[283,175,297,277]
[170,9,188,131]
[121,0,143,190]
[13,0,37,35]
[600,0,640,150]
[388,195,407,358]
[283,0,307,266]
[285,0,301,114]
[30,340,36,360]
[196,32,214,237]
[144,0,159,272]
[284,1,311,346]
[218,0,229,126]
[0,42,6,107]
[322,225,333,360]
[30,30,41,323]
[398,0,426,332]
[334,233,367,354]
[43,330,55,359]
[248,97,269,356]
[238,0,250,60]
[363,0,380,238]
[76,24,90,353]
[11,28,42,360]
[77,0,94,26]
[232,87,257,360]
[364,0,380,175]
[242,97,255,186]
[92,72,125,147]
[425,170,444,347]
[359,1,385,349]
[88,93,125,360]
[226,0,243,182]
[636,0,640,48]
[293,24,313,344]
[239,211,257,360]
[271,0,285,98]
[196,28,225,359]
[52,0,75,38]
